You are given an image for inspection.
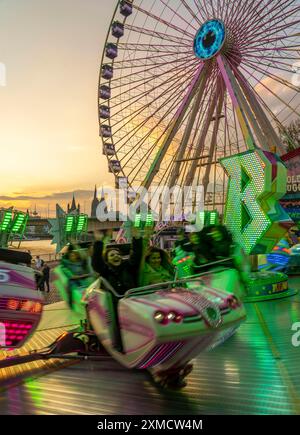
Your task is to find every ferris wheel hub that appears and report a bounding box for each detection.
[194,19,226,60]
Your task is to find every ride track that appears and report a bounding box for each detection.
[0,275,299,415]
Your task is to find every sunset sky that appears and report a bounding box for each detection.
[0,0,115,216]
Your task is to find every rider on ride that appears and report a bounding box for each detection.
[60,244,94,308]
[91,228,143,352]
[139,246,175,287]
[91,228,142,295]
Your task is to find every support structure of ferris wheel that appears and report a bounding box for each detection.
[99,0,300,213]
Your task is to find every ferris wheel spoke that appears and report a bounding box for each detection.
[248,1,300,37]
[113,53,195,74]
[113,86,196,146]
[168,67,212,187]
[238,0,296,39]
[185,81,220,186]
[123,99,187,183]
[131,2,196,36]
[239,62,300,117]
[180,0,203,26]
[240,76,285,128]
[122,74,203,160]
[218,0,229,23]
[243,53,300,64]
[124,23,192,45]
[158,0,198,32]
[117,41,191,51]
[224,1,245,29]
[206,0,218,19]
[233,12,269,45]
[142,63,210,189]
[110,63,199,132]
[229,0,263,31]
[223,96,232,156]
[280,100,300,124]
[241,15,300,48]
[110,59,198,107]
[192,0,210,23]
[237,55,298,122]
[241,56,297,83]
[167,72,219,189]
[181,81,227,193]
[114,65,200,155]
[216,0,225,19]
[243,30,300,54]
[109,55,196,89]
[232,64,285,151]
[113,51,189,68]
[221,2,231,27]
[229,104,241,153]
[124,65,209,185]
[202,84,226,197]
[240,43,300,54]
[242,58,300,87]
[111,69,198,117]
[111,55,196,89]
[227,0,256,30]
[118,42,190,52]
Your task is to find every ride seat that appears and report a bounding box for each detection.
[0,248,31,266]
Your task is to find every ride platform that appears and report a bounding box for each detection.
[0,277,300,415]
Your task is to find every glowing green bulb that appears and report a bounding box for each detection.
[0,211,13,232]
[134,214,142,228]
[65,216,75,233]
[11,213,26,233]
[76,215,88,233]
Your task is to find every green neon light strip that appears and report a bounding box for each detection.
[76,215,88,232]
[65,216,75,233]
[11,213,26,233]
[0,211,13,232]
[134,214,141,228]
[145,213,154,227]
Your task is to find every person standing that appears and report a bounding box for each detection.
[35,255,43,270]
[42,263,50,292]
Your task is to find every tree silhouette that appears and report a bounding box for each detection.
[279,119,300,152]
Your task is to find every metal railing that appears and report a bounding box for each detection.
[32,253,63,264]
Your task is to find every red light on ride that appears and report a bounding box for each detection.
[154,311,183,325]
[32,302,42,313]
[174,314,183,324]
[7,299,20,310]
[20,300,32,312]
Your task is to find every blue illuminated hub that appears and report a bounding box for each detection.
[194,20,226,60]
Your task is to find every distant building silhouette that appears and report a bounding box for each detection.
[91,186,107,218]
[67,194,80,215]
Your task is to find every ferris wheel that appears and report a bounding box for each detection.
[98,0,300,212]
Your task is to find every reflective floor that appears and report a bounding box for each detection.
[0,277,300,415]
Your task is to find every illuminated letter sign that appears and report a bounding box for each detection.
[221,149,292,255]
